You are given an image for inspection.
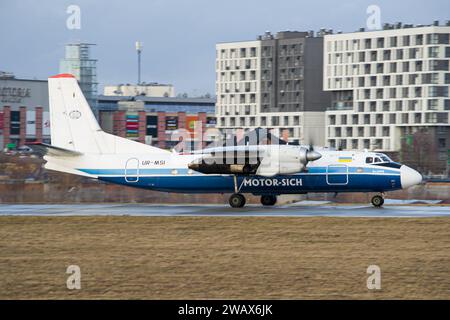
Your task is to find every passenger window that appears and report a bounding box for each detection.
[374,157,381,163]
[366,157,373,164]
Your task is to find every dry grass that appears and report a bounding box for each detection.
[0,216,449,299]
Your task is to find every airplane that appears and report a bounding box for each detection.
[29,73,423,208]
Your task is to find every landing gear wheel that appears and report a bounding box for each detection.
[229,193,246,208]
[261,195,277,206]
[371,195,384,207]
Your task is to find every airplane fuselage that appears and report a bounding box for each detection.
[66,150,417,195]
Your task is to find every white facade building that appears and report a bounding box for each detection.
[216,32,330,144]
[324,25,450,152]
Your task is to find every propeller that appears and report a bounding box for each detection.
[306,138,320,160]
[299,139,322,173]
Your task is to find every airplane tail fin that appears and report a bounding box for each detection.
[48,73,168,155]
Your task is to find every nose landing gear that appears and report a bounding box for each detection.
[371,194,385,207]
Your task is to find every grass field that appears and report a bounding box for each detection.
[0,216,449,299]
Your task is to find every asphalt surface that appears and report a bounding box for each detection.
[0,203,449,217]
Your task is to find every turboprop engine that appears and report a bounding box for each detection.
[255,145,322,177]
[188,145,321,176]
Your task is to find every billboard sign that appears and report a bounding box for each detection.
[126,113,139,138]
[146,115,158,137]
[206,117,217,128]
[43,112,51,136]
[165,116,178,131]
[26,111,36,135]
[10,111,20,135]
[186,116,199,133]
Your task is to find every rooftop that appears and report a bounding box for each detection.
[97,95,216,104]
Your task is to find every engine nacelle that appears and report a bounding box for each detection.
[256,146,321,177]
[278,148,306,174]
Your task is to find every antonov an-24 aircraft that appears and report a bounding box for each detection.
[30,73,423,208]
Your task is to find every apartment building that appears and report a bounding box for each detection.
[324,22,450,171]
[216,31,331,145]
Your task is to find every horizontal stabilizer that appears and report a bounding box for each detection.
[27,143,83,157]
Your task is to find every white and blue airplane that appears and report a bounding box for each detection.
[30,73,423,208]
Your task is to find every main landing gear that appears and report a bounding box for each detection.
[371,194,385,207]
[229,193,246,208]
[260,195,277,206]
[229,175,246,208]
[228,194,278,208]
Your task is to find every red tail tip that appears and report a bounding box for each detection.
[49,73,76,79]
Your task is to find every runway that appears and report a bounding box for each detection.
[1,203,450,217]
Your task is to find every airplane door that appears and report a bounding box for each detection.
[326,164,348,185]
[125,158,139,183]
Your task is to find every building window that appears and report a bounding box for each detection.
[371,51,377,61]
[429,60,449,71]
[358,127,364,137]
[364,140,370,149]
[358,102,364,112]
[429,46,439,58]
[376,114,383,124]
[329,115,336,125]
[429,86,449,97]
[390,62,397,73]
[389,36,397,47]
[428,99,438,110]
[390,113,396,124]
[416,34,424,45]
[377,37,385,48]
[403,61,409,72]
[427,33,450,45]
[271,116,279,126]
[403,35,410,46]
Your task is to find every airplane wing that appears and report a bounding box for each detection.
[27,143,83,157]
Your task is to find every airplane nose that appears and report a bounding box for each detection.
[400,165,422,189]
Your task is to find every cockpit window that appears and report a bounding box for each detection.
[380,155,390,162]
[374,157,381,163]
[366,157,373,164]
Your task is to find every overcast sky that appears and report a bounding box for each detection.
[0,0,449,96]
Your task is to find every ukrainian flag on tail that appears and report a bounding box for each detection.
[338,157,352,163]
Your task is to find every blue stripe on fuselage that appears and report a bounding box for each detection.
[80,166,400,176]
[97,172,401,194]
